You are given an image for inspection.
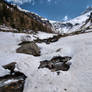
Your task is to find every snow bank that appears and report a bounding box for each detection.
[0,31,92,92]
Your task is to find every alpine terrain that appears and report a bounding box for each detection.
[0,0,92,92]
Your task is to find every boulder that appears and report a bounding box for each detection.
[2,62,16,75]
[16,41,41,56]
[38,56,72,72]
[0,71,27,92]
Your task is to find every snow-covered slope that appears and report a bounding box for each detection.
[0,31,92,92]
[50,7,92,34]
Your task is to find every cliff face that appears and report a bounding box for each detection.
[0,0,53,33]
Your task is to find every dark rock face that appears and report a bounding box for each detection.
[16,41,41,56]
[0,71,27,92]
[38,56,72,72]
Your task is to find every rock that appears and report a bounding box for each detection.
[50,56,71,63]
[75,23,80,26]
[89,12,92,23]
[2,62,16,75]
[38,60,49,69]
[0,71,27,92]
[34,35,61,44]
[51,63,70,71]
[56,48,61,52]
[18,41,31,45]
[38,56,72,72]
[64,88,67,91]
[16,41,41,56]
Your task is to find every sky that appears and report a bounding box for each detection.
[7,0,92,21]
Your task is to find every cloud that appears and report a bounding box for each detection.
[6,0,59,5]
[63,16,68,21]
[6,0,32,4]
[48,0,51,2]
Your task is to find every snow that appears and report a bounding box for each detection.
[0,31,92,92]
[17,6,30,13]
[66,12,90,25]
[41,17,48,21]
[50,10,92,34]
[4,79,19,84]
[0,78,22,87]
[0,25,17,32]
[34,31,56,39]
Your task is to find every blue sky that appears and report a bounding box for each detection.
[7,0,92,21]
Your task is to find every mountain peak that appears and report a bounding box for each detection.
[82,6,92,15]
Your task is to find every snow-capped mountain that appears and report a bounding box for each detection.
[82,7,92,15]
[50,7,92,34]
[1,0,92,35]
[1,1,92,92]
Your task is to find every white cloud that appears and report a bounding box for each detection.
[63,16,68,21]
[6,0,57,4]
[48,0,51,2]
[6,0,33,4]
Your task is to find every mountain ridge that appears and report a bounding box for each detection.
[0,0,53,33]
[50,7,92,34]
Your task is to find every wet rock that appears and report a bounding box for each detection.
[0,71,27,92]
[16,41,41,56]
[38,56,72,72]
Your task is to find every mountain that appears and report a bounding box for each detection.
[0,0,92,35]
[0,20,92,92]
[82,7,92,15]
[1,1,92,92]
[50,7,92,34]
[0,0,53,33]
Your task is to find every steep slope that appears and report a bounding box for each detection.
[0,0,53,33]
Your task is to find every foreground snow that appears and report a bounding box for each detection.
[0,32,92,92]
